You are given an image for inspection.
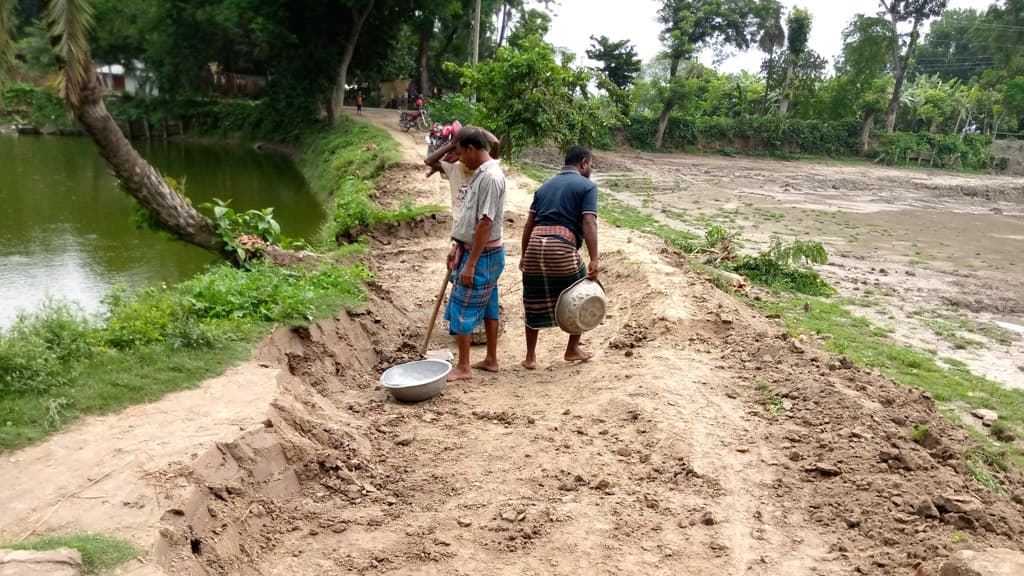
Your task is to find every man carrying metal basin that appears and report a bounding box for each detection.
[519,146,600,370]
[444,128,508,381]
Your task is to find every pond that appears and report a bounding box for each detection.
[0,135,325,328]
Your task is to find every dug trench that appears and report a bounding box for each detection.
[151,148,1024,575]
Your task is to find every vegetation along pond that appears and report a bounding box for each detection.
[0,135,325,328]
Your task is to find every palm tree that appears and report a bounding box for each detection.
[0,0,224,256]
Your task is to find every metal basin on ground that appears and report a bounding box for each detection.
[380,359,451,403]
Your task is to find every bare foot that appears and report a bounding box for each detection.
[447,365,473,381]
[564,348,593,363]
[471,359,499,373]
[521,358,537,370]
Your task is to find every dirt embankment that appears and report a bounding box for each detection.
[2,109,1022,576]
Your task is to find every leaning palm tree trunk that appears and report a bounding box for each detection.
[18,0,223,255]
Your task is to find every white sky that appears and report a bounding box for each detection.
[543,0,999,74]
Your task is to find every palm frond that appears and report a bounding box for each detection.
[0,0,16,87]
[43,0,96,106]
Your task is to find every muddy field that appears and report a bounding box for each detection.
[1,110,1022,576]
[583,150,1024,390]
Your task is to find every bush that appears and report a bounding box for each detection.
[628,114,862,157]
[0,84,69,127]
[428,93,483,125]
[0,302,93,395]
[876,132,993,170]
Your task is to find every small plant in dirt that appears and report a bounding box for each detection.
[964,446,1008,495]
[727,237,834,296]
[755,381,786,415]
[911,424,931,445]
[990,420,1018,443]
[693,225,744,265]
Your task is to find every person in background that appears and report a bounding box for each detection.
[444,128,508,381]
[355,92,363,115]
[519,146,599,370]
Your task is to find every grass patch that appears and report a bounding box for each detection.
[0,262,371,450]
[911,423,931,445]
[756,296,1024,452]
[298,117,401,204]
[964,448,1008,495]
[516,162,556,183]
[756,381,786,415]
[599,192,700,252]
[911,310,1020,348]
[941,357,969,369]
[5,533,138,573]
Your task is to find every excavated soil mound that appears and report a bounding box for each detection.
[151,213,1024,576]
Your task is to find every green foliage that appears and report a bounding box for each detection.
[452,35,622,155]
[876,132,993,169]
[6,533,138,573]
[911,423,931,445]
[586,35,642,90]
[299,117,400,203]
[201,198,281,264]
[0,301,92,396]
[428,93,483,125]
[0,83,68,126]
[728,237,834,296]
[756,380,786,414]
[628,114,862,156]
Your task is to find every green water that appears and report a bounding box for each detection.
[0,135,325,327]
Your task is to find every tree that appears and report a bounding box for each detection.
[756,4,784,113]
[835,14,897,150]
[453,35,619,155]
[586,35,641,90]
[331,0,376,125]
[654,0,765,148]
[914,9,991,83]
[506,7,550,48]
[0,0,15,85]
[0,0,223,254]
[761,47,825,117]
[1003,76,1024,133]
[879,0,949,132]
[778,7,810,116]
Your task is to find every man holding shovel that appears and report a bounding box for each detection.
[444,128,507,381]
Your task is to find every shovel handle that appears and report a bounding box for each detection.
[421,269,451,354]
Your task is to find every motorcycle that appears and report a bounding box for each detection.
[426,121,462,154]
[399,98,430,132]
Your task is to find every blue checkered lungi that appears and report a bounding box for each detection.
[445,245,505,335]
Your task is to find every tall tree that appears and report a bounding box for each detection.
[331,0,375,125]
[506,7,550,48]
[837,14,897,150]
[0,0,15,86]
[654,0,764,148]
[756,4,785,113]
[879,0,949,132]
[914,9,990,83]
[778,7,810,116]
[0,0,224,254]
[586,35,642,89]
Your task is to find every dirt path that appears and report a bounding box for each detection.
[3,110,1022,576]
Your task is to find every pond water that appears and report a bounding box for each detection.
[0,135,325,328]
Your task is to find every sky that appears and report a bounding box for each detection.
[542,0,999,75]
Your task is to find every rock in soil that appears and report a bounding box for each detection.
[0,548,84,576]
[939,548,1024,576]
[914,499,941,519]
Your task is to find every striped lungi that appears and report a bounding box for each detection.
[522,225,586,331]
[445,245,505,335]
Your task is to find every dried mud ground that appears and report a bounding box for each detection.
[582,150,1024,390]
[0,109,1022,576]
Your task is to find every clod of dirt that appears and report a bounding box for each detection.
[939,548,1024,576]
[457,518,473,528]
[699,511,717,526]
[914,500,941,519]
[0,548,83,576]
[806,462,842,477]
[933,494,983,516]
[394,435,415,446]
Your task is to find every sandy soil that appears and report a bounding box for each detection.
[2,109,1022,576]
[584,150,1024,390]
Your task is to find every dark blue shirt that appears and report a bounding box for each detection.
[529,169,598,249]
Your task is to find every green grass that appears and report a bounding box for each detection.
[298,117,401,204]
[911,423,931,445]
[756,296,1024,451]
[910,310,1020,348]
[0,263,370,450]
[599,192,700,253]
[5,533,138,573]
[756,381,786,415]
[516,162,556,183]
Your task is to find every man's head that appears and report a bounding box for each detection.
[455,127,491,170]
[564,146,593,178]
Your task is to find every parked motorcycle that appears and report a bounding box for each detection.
[426,121,462,154]
[399,97,430,132]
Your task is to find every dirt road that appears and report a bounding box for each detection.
[2,109,1022,576]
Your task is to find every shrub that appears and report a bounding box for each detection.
[428,93,483,125]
